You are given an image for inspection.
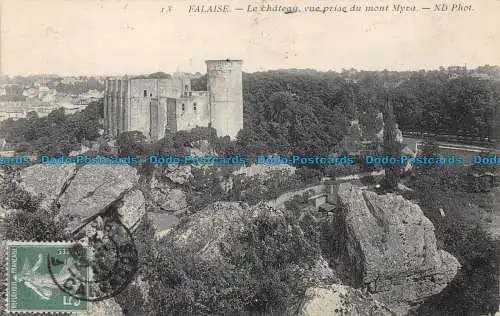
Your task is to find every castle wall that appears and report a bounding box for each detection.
[111,79,117,137]
[121,79,128,133]
[127,78,192,141]
[158,78,191,98]
[150,98,159,142]
[174,95,210,132]
[154,97,168,142]
[129,79,156,137]
[157,79,180,98]
[106,79,112,135]
[166,98,177,132]
[103,80,109,131]
[117,79,123,135]
[206,60,243,139]
[104,78,128,138]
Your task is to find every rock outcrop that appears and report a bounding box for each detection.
[149,174,188,213]
[117,189,146,231]
[298,283,396,316]
[161,165,193,185]
[147,211,179,239]
[171,201,248,255]
[15,164,143,231]
[58,164,139,219]
[19,164,76,210]
[171,201,310,263]
[336,183,460,314]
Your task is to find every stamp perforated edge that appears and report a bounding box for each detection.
[5,240,92,314]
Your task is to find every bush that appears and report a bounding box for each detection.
[145,207,321,315]
[5,208,68,241]
[116,131,147,156]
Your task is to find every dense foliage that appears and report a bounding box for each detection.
[230,68,500,158]
[381,97,402,190]
[3,67,499,159]
[405,164,499,315]
[142,207,322,316]
[116,131,148,156]
[234,71,353,158]
[0,167,68,241]
[0,100,103,155]
[391,72,500,139]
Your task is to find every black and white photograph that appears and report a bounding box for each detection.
[0,0,499,315]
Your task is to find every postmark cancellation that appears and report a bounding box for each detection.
[6,241,90,314]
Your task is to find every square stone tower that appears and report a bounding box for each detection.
[206,59,243,139]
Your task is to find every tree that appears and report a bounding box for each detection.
[116,131,147,156]
[468,150,498,192]
[381,94,401,190]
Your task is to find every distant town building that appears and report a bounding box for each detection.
[75,90,104,105]
[0,105,27,121]
[103,59,244,142]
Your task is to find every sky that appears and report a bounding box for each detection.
[1,0,500,76]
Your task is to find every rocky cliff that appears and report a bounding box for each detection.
[169,200,397,315]
[16,164,145,232]
[336,183,460,314]
[0,165,464,315]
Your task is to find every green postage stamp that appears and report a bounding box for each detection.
[6,241,90,313]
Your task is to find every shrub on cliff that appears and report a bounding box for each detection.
[145,207,321,315]
[0,167,68,242]
[116,131,148,156]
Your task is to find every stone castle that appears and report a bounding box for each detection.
[103,59,243,142]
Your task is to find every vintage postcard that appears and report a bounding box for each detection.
[0,0,499,315]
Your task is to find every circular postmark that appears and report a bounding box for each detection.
[47,217,139,302]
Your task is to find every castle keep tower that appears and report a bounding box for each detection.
[206,59,243,139]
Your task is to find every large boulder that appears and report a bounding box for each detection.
[18,164,77,210]
[58,165,140,219]
[117,189,146,231]
[11,163,145,233]
[170,201,289,261]
[161,165,193,185]
[336,183,460,314]
[149,175,188,212]
[147,212,179,239]
[298,283,396,316]
[171,201,247,254]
